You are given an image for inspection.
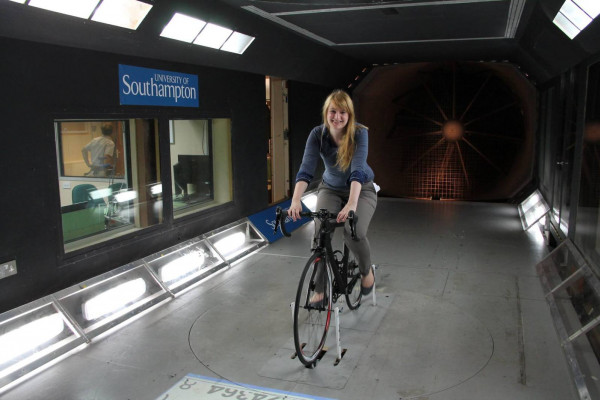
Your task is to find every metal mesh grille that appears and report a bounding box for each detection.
[388,63,523,200]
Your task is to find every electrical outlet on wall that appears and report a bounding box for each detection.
[0,260,17,279]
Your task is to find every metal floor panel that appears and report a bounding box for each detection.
[1,198,578,400]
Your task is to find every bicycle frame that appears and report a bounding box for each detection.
[313,218,352,299]
[275,207,357,298]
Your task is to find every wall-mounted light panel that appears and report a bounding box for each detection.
[205,220,267,264]
[554,0,600,39]
[54,263,170,339]
[518,189,550,230]
[536,239,600,400]
[161,12,255,54]
[0,299,85,392]
[0,218,267,393]
[144,238,226,295]
[13,0,153,30]
[301,192,318,212]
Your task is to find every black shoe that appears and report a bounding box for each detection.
[360,267,375,296]
[360,283,374,296]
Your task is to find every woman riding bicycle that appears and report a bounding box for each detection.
[288,89,378,299]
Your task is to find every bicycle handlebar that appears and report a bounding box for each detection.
[274,207,358,240]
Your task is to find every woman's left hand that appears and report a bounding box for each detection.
[337,202,357,223]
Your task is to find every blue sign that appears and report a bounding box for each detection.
[248,199,311,243]
[118,64,199,107]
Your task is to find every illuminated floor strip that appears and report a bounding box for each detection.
[155,374,336,400]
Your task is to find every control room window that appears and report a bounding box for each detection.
[55,119,162,252]
[170,119,232,218]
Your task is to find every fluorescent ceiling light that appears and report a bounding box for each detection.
[194,23,232,49]
[562,0,592,29]
[160,13,206,43]
[10,0,27,3]
[28,0,100,19]
[0,314,65,365]
[82,278,147,321]
[89,188,111,199]
[91,0,152,30]
[574,0,600,18]
[553,12,581,39]
[114,190,137,203]
[554,0,600,39]
[221,32,255,54]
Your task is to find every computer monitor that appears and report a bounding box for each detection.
[173,155,213,200]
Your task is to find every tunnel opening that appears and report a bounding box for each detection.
[354,61,536,202]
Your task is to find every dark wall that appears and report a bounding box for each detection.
[288,82,334,191]
[0,37,271,313]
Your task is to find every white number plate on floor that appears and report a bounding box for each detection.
[156,374,336,400]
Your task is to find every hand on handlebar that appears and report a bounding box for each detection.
[288,199,303,222]
[336,202,357,223]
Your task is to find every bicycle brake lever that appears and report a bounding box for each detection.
[274,207,282,235]
[348,210,359,241]
[275,207,291,237]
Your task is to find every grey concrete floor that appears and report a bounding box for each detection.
[2,198,579,400]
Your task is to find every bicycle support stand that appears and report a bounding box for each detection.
[371,264,378,307]
[288,264,378,365]
[289,302,344,363]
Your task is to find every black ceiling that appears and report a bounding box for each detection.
[224,1,515,49]
[0,0,599,87]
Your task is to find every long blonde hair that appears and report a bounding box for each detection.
[322,90,362,171]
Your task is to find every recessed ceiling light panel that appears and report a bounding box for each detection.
[553,12,581,39]
[574,0,600,18]
[28,0,100,19]
[160,13,206,43]
[221,31,255,54]
[91,0,152,30]
[194,23,232,49]
[562,0,592,30]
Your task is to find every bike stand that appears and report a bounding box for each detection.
[370,264,378,307]
[334,307,343,364]
[290,302,344,363]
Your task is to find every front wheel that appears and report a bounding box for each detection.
[293,252,332,367]
[344,253,362,310]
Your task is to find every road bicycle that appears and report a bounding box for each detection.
[274,206,367,367]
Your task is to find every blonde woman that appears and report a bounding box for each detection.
[288,90,377,298]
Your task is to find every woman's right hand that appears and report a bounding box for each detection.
[288,199,303,221]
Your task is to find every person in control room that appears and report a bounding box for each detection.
[288,89,378,303]
[82,122,115,177]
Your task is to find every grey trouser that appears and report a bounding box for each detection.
[314,181,377,276]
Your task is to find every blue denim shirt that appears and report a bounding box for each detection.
[296,124,375,190]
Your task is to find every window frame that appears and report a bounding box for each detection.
[53,115,163,256]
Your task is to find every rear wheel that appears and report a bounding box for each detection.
[293,252,332,367]
[344,249,362,310]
